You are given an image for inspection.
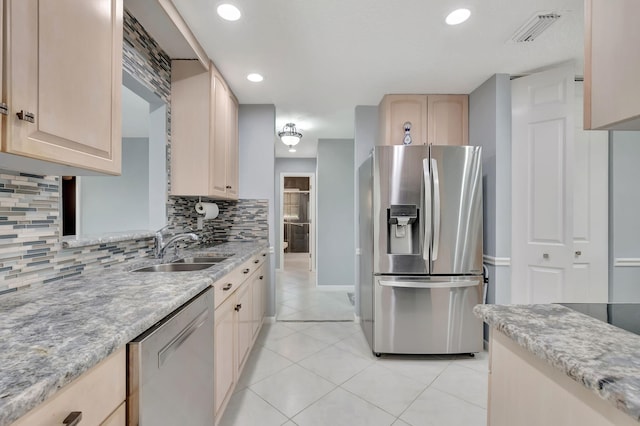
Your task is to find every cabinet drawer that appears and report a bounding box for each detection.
[213,267,243,309]
[101,402,125,426]
[12,347,126,426]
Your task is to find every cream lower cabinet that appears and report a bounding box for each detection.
[488,330,636,426]
[378,94,468,146]
[11,347,126,426]
[214,253,267,424]
[1,0,123,176]
[171,60,239,199]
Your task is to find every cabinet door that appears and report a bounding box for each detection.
[214,295,236,418]
[171,60,212,196]
[4,0,122,175]
[235,282,252,374]
[210,70,228,197]
[379,95,428,145]
[584,0,640,130]
[251,268,265,338]
[427,95,468,146]
[226,94,239,199]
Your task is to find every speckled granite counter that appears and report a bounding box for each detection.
[0,241,268,426]
[474,304,640,422]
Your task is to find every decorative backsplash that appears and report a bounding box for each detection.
[0,10,269,293]
[168,198,269,246]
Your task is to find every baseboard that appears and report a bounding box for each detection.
[264,316,276,324]
[614,258,640,267]
[316,285,355,292]
[483,255,511,266]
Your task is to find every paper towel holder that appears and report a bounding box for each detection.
[195,197,219,230]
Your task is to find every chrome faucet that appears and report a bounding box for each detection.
[154,227,199,259]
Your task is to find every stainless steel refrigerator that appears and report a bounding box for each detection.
[359,145,483,355]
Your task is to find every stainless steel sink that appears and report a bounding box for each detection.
[172,256,229,264]
[132,263,215,273]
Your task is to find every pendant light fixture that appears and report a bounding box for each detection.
[278,123,303,149]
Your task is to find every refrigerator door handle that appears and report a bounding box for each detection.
[379,279,478,289]
[422,158,431,261]
[431,158,441,260]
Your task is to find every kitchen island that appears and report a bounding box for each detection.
[0,241,268,426]
[475,304,640,425]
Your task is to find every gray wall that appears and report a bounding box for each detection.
[469,74,512,304]
[610,131,640,302]
[238,104,277,315]
[354,106,378,314]
[80,138,149,234]
[317,138,356,287]
[274,157,317,268]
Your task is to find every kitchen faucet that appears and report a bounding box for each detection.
[154,227,199,259]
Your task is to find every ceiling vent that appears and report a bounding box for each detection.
[511,13,561,42]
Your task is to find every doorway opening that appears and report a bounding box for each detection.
[282,176,312,272]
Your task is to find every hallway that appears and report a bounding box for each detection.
[276,253,354,321]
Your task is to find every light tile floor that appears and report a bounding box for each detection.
[276,253,354,321]
[220,321,489,426]
[223,253,488,425]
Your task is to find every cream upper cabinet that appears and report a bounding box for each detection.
[226,94,239,199]
[171,60,238,199]
[1,0,123,175]
[378,94,468,146]
[584,0,640,130]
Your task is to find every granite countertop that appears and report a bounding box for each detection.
[474,304,640,422]
[0,241,268,426]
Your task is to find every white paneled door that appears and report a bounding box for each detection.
[572,83,609,302]
[511,66,608,304]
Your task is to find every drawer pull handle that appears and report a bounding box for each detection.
[17,110,35,123]
[222,283,233,291]
[243,268,250,274]
[226,185,232,189]
[234,303,242,312]
[262,253,266,257]
[259,275,264,280]
[63,411,83,426]
[254,259,259,264]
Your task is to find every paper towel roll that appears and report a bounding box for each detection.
[195,202,219,220]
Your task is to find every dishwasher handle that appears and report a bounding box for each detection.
[157,308,210,368]
[379,279,478,289]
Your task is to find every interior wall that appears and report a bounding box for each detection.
[317,139,355,287]
[354,106,378,314]
[610,131,640,302]
[469,73,512,304]
[238,104,277,316]
[274,157,317,268]
[80,138,150,234]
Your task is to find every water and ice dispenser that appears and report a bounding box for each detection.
[387,204,419,255]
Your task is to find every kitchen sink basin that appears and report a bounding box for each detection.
[172,256,230,264]
[132,263,215,273]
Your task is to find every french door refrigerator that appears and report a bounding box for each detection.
[359,145,483,355]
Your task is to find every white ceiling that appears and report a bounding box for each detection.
[165,0,584,157]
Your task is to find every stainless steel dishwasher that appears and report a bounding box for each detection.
[128,287,215,426]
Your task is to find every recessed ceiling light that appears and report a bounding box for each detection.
[217,4,241,21]
[247,73,263,82]
[288,147,296,153]
[446,8,471,25]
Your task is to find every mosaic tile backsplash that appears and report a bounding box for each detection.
[168,198,269,246]
[0,10,269,293]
